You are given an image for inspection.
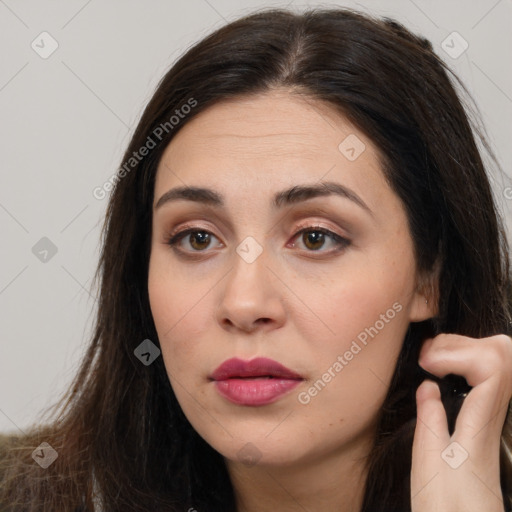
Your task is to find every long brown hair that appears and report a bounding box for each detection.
[1,7,511,511]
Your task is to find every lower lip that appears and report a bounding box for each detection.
[213,378,302,406]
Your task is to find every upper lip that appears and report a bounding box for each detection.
[210,357,303,381]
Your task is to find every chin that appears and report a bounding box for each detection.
[203,431,309,469]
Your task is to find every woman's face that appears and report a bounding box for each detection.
[148,89,431,469]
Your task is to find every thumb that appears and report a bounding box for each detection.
[411,380,450,501]
[414,379,450,447]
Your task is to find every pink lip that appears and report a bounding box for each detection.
[210,357,304,406]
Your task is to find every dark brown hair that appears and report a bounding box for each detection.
[1,7,511,511]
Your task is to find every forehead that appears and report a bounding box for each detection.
[154,89,392,213]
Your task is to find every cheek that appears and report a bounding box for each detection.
[291,256,413,406]
[148,259,212,368]
[308,293,405,378]
[294,291,407,434]
[293,259,412,349]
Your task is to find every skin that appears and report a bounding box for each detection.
[412,333,512,511]
[147,89,512,511]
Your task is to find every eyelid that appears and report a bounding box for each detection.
[292,220,348,240]
[289,223,350,253]
[166,222,216,241]
[166,223,224,250]
[165,213,350,240]
[164,220,346,243]
[165,220,351,256]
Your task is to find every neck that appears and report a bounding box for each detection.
[225,436,372,512]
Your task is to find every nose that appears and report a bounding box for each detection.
[216,245,286,333]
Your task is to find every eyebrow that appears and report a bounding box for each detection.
[154,181,372,215]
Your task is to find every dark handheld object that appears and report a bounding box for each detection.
[419,369,472,435]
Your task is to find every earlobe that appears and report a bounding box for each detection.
[408,263,440,322]
[408,293,437,322]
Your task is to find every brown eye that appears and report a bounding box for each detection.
[302,230,326,250]
[291,227,350,253]
[167,229,221,252]
[188,231,211,251]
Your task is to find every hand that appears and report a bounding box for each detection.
[411,333,512,512]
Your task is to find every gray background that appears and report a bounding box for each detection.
[1,0,511,434]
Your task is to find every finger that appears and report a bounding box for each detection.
[419,334,512,388]
[453,379,510,447]
[419,335,484,385]
[411,380,451,508]
[420,334,512,442]
[413,379,450,459]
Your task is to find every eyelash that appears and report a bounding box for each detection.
[165,223,350,257]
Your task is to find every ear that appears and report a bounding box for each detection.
[408,259,440,322]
